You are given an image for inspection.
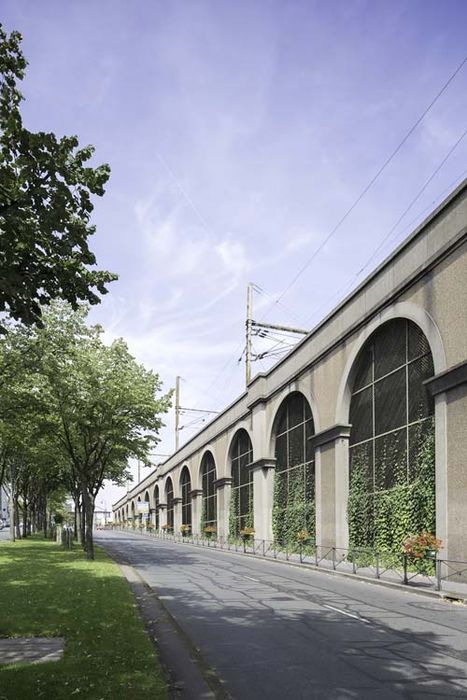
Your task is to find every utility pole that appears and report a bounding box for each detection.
[246,283,253,385]
[245,283,308,387]
[175,375,181,451]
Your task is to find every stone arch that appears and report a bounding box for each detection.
[336,302,446,425]
[229,428,254,536]
[180,465,192,528]
[270,391,316,543]
[165,476,174,530]
[341,313,439,552]
[153,484,160,529]
[267,384,320,459]
[199,450,217,529]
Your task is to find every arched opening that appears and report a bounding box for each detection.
[180,467,192,528]
[165,478,174,530]
[154,485,160,530]
[273,392,315,544]
[348,318,435,552]
[229,430,254,537]
[200,452,217,531]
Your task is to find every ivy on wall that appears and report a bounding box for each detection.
[200,499,207,533]
[348,420,435,554]
[272,466,315,545]
[228,486,254,539]
[228,487,239,540]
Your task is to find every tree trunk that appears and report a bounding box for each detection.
[80,500,86,548]
[22,501,28,538]
[14,494,21,540]
[82,487,95,560]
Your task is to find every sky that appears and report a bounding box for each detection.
[3,0,467,510]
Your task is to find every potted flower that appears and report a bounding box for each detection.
[161,524,173,535]
[296,529,311,544]
[402,532,442,560]
[239,527,255,541]
[180,524,191,537]
[203,525,216,540]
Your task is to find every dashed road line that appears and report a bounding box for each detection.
[323,603,371,624]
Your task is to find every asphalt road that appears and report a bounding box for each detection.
[97,530,467,699]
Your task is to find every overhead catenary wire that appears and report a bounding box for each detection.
[265,53,467,315]
[304,158,467,327]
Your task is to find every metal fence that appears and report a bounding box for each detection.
[110,526,467,597]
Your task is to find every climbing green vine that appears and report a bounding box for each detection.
[272,464,315,545]
[348,421,435,557]
[228,487,239,540]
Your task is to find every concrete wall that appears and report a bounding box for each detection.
[114,181,467,562]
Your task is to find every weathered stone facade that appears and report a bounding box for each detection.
[114,181,467,562]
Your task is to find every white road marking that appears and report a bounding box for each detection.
[243,575,260,582]
[323,604,371,623]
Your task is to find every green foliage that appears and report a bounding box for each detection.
[0,302,172,557]
[200,499,207,533]
[0,538,167,698]
[272,465,315,545]
[0,24,117,332]
[348,422,435,558]
[228,487,239,540]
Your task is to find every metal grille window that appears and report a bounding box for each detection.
[180,467,192,527]
[350,319,434,488]
[201,452,217,529]
[349,319,435,546]
[274,392,315,540]
[166,478,174,530]
[154,485,159,529]
[230,430,253,535]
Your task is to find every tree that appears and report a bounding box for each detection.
[0,303,172,558]
[0,24,117,332]
[35,303,172,559]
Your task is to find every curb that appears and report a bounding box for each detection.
[100,540,231,700]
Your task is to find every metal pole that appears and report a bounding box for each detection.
[246,283,253,386]
[175,375,181,451]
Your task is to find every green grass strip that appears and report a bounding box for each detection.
[0,537,167,699]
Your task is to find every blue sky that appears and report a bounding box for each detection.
[3,1,467,507]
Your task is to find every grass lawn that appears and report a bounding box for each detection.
[0,537,167,699]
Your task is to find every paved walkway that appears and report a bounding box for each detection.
[0,638,64,666]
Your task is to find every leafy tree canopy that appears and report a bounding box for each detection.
[0,24,117,332]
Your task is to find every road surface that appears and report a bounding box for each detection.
[98,530,467,699]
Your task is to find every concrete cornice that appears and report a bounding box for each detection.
[425,360,467,396]
[172,497,182,505]
[214,477,233,489]
[250,458,277,472]
[310,424,351,449]
[189,489,203,498]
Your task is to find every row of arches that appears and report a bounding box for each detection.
[116,319,436,548]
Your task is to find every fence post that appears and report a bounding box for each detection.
[299,542,303,564]
[262,539,266,557]
[332,547,336,570]
[375,552,380,579]
[436,558,442,591]
[403,554,408,585]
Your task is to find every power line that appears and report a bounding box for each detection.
[354,125,467,279]
[305,157,467,327]
[267,53,467,313]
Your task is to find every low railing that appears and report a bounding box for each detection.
[108,526,467,597]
